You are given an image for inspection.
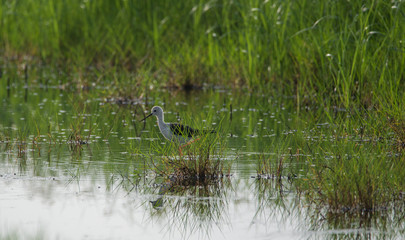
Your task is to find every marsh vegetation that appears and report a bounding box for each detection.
[1,0,404,239]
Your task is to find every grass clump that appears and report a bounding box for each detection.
[165,147,226,184]
[149,126,229,186]
[253,111,405,216]
[299,140,405,214]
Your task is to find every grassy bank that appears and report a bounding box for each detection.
[1,0,404,105]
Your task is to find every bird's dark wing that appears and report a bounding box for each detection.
[170,123,216,137]
[169,123,200,137]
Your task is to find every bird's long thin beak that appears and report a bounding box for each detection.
[140,113,153,122]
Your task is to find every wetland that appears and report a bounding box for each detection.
[1,80,404,239]
[1,0,404,239]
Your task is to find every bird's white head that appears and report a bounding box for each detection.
[140,106,164,122]
[151,106,164,119]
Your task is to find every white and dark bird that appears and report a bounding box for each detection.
[140,106,215,145]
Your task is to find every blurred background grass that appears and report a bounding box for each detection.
[1,0,403,105]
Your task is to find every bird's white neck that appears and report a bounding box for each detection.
[156,113,166,126]
[155,113,174,141]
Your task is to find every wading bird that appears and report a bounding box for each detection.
[140,106,215,153]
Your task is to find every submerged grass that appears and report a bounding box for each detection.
[255,108,405,216]
[296,112,405,215]
[147,177,231,239]
[304,144,405,213]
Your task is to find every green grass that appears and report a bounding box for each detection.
[143,114,229,185]
[299,112,405,214]
[151,135,229,185]
[1,0,404,224]
[302,143,405,213]
[1,0,403,107]
[254,108,405,215]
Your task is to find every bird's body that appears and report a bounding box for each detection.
[141,106,214,145]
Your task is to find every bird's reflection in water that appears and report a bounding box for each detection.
[150,183,172,209]
[147,177,232,238]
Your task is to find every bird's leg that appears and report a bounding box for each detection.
[179,137,201,156]
[181,137,200,148]
[178,145,186,157]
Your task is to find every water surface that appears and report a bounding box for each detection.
[0,86,402,239]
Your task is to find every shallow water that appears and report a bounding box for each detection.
[0,86,402,239]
